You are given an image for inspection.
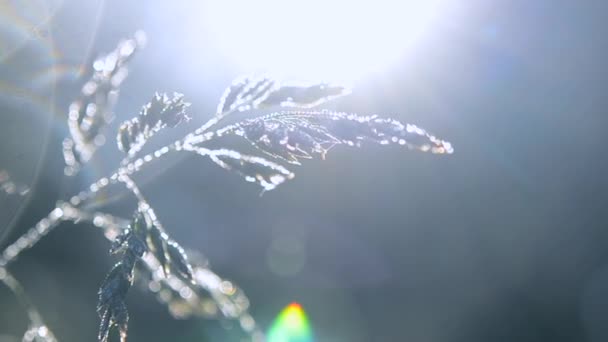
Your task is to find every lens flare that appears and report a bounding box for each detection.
[267,302,313,342]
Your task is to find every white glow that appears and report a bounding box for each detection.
[199,0,446,84]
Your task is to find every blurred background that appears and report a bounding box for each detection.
[1,0,608,341]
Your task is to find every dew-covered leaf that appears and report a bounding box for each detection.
[211,110,453,166]
[215,77,350,117]
[64,32,146,176]
[97,262,132,342]
[98,264,131,308]
[97,211,149,342]
[98,309,111,342]
[184,146,294,192]
[146,224,170,276]
[131,211,147,238]
[258,82,350,109]
[117,92,190,156]
[109,229,131,254]
[136,207,194,281]
[166,240,194,281]
[115,302,129,342]
[126,233,147,259]
[216,76,276,115]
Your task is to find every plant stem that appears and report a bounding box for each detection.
[0,203,128,268]
[0,267,45,327]
[0,267,59,341]
[70,117,224,208]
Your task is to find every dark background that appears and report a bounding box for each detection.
[1,1,608,341]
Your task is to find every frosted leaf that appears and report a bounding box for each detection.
[216,77,350,117]
[109,229,131,255]
[64,32,145,176]
[112,229,147,259]
[97,262,132,342]
[97,212,147,342]
[216,76,276,115]
[136,208,194,281]
[184,146,294,192]
[117,92,190,156]
[213,110,453,165]
[165,240,194,281]
[146,224,169,276]
[258,82,350,109]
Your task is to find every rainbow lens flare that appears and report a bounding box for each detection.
[267,302,313,342]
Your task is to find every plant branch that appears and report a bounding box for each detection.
[0,203,129,268]
[0,267,57,341]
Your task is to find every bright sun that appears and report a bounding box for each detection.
[199,0,447,84]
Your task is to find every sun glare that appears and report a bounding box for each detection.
[199,0,445,84]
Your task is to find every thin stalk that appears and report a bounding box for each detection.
[0,268,45,327]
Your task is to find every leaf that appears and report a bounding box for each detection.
[98,299,129,342]
[97,211,148,342]
[184,146,295,192]
[97,262,132,342]
[215,77,350,117]
[216,110,453,165]
[146,224,170,276]
[216,76,276,115]
[258,82,351,108]
[109,229,131,254]
[63,32,146,176]
[98,264,131,308]
[131,211,147,238]
[114,302,129,342]
[110,218,147,257]
[117,92,190,155]
[98,308,111,342]
[166,239,194,281]
[136,208,194,281]
[126,232,147,259]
